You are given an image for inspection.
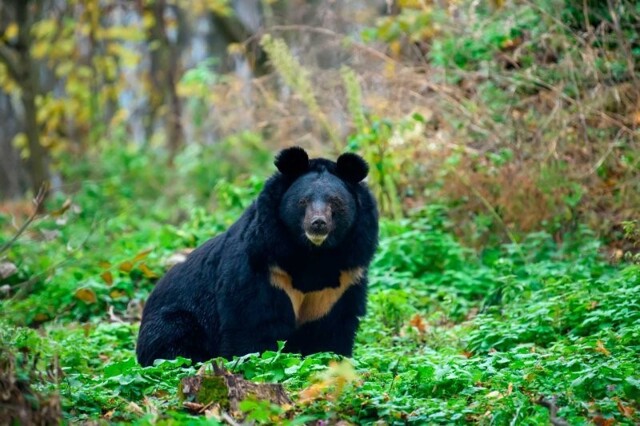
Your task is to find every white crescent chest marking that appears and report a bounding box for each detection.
[269,266,364,326]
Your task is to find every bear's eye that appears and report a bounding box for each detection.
[328,196,343,207]
[298,198,309,206]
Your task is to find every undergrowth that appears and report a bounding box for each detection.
[0,165,638,424]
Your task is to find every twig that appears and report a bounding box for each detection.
[221,411,242,426]
[0,185,47,255]
[577,129,624,179]
[536,396,569,426]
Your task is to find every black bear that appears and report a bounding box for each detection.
[136,147,378,366]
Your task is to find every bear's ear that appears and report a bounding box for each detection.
[336,152,369,183]
[275,146,309,177]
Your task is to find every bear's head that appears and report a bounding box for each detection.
[275,147,370,249]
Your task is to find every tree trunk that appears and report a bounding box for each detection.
[0,1,49,200]
[4,0,49,200]
[147,0,184,160]
[0,95,29,200]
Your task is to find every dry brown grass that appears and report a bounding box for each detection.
[183,0,639,243]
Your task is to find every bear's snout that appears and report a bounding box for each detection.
[304,201,332,245]
[310,216,328,234]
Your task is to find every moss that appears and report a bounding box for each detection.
[178,375,229,409]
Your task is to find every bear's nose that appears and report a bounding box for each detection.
[310,217,328,234]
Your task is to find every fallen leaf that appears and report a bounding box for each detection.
[139,263,158,279]
[592,415,615,426]
[109,289,125,299]
[127,402,144,415]
[133,248,153,262]
[298,383,328,404]
[119,261,133,273]
[617,399,635,418]
[595,340,611,357]
[75,288,97,304]
[409,313,427,334]
[299,360,358,404]
[101,271,113,285]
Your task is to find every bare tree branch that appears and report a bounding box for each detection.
[0,184,47,255]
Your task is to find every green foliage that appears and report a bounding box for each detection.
[1,158,638,423]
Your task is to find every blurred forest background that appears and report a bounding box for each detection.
[0,0,637,244]
[1,0,640,424]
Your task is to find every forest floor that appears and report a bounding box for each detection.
[1,182,639,425]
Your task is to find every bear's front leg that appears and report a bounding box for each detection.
[216,284,298,359]
[217,317,296,358]
[285,284,366,357]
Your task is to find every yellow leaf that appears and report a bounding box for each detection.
[109,289,125,299]
[32,19,57,39]
[4,23,18,40]
[102,26,145,42]
[50,198,72,217]
[101,271,114,285]
[389,40,402,57]
[12,133,28,150]
[75,288,97,304]
[107,43,140,67]
[227,43,245,55]
[142,11,155,30]
[299,359,358,404]
[398,0,425,8]
[595,340,610,357]
[119,261,134,273]
[298,383,328,404]
[133,248,153,262]
[139,263,158,279]
[98,261,111,269]
[109,108,129,127]
[55,61,74,78]
[32,41,49,59]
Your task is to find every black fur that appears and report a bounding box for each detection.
[136,147,379,366]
